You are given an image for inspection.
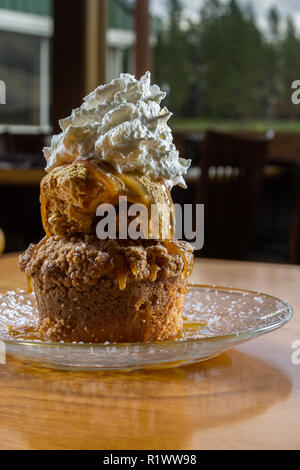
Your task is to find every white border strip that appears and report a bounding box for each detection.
[107,28,156,48]
[0,341,5,365]
[0,9,53,37]
[106,28,135,48]
[39,38,50,127]
[0,124,51,134]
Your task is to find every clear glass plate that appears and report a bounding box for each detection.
[0,284,293,371]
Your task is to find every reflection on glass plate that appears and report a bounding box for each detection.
[0,284,293,371]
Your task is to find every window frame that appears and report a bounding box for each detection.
[0,8,53,134]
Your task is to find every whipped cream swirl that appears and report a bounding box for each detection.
[44,72,190,187]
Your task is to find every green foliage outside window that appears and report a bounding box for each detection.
[154,0,300,121]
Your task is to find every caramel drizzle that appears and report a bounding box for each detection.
[117,173,151,207]
[163,240,191,280]
[77,160,175,241]
[77,159,153,210]
[183,321,206,331]
[8,323,41,341]
[118,272,128,290]
[149,264,160,282]
[76,159,120,210]
[27,275,32,295]
[40,183,51,237]
[160,180,176,239]
[32,236,48,257]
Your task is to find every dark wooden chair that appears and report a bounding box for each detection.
[289,169,300,264]
[0,132,12,159]
[197,129,274,260]
[13,133,46,155]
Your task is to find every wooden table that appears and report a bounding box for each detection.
[0,254,299,450]
[0,168,45,186]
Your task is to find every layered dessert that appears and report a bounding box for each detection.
[20,72,193,343]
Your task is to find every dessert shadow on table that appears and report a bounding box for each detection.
[0,349,292,449]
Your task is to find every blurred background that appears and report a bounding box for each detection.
[0,0,299,263]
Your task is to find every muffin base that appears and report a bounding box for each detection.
[34,275,186,343]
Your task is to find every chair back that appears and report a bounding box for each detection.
[197,129,274,259]
[289,170,300,264]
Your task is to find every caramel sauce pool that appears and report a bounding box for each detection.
[8,323,42,341]
[6,311,206,343]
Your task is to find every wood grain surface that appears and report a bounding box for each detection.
[0,254,299,450]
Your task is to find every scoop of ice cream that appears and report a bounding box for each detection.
[43,72,190,188]
[40,161,175,239]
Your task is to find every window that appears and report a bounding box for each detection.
[0,5,52,133]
